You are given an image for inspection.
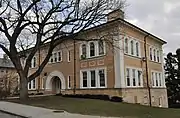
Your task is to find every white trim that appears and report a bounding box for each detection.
[67,75,71,89]
[28,78,36,90]
[80,67,107,89]
[151,70,165,88]
[67,50,71,62]
[45,70,66,91]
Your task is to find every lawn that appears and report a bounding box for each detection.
[7,95,180,118]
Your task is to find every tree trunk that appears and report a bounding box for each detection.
[19,72,28,101]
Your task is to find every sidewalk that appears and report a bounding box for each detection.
[0,101,120,118]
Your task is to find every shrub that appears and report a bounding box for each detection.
[0,90,10,99]
[35,92,44,95]
[62,94,110,101]
[110,96,123,102]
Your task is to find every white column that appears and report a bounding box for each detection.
[135,69,138,86]
[114,35,125,88]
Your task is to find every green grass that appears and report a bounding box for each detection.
[7,96,180,118]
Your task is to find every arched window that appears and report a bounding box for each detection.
[90,42,95,57]
[150,48,152,60]
[154,49,156,61]
[82,44,86,56]
[125,38,128,53]
[130,40,134,55]
[31,57,36,68]
[136,42,139,56]
[98,40,104,55]
[157,50,160,62]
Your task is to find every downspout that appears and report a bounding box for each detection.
[73,40,76,94]
[144,34,152,107]
[38,48,41,93]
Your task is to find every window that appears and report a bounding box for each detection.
[159,73,162,86]
[81,68,106,88]
[132,69,136,86]
[67,51,71,62]
[82,44,86,56]
[150,48,152,60]
[57,51,62,62]
[126,68,143,87]
[31,57,36,68]
[138,70,141,86]
[98,40,104,55]
[126,68,130,86]
[136,42,139,56]
[157,51,160,62]
[152,72,155,86]
[99,70,105,87]
[90,42,95,57]
[28,82,31,89]
[32,79,36,89]
[54,53,57,62]
[152,71,163,87]
[68,76,71,89]
[154,49,156,62]
[130,40,134,55]
[90,70,96,87]
[125,38,128,53]
[82,71,87,87]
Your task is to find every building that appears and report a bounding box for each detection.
[0,55,18,93]
[27,10,168,107]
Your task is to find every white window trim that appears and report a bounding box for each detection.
[79,41,106,59]
[49,51,62,63]
[80,67,107,89]
[67,75,71,89]
[28,79,36,90]
[149,46,162,63]
[67,50,71,62]
[151,70,164,88]
[125,66,143,88]
[31,56,36,68]
[124,36,141,58]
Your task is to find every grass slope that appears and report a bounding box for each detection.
[7,96,180,118]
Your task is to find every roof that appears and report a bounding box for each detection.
[0,58,14,68]
[82,18,167,44]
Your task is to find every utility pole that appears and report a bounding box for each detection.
[144,34,152,107]
[73,40,76,94]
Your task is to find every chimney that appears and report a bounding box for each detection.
[107,9,124,22]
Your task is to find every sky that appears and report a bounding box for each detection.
[125,0,180,54]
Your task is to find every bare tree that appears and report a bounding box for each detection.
[0,0,125,100]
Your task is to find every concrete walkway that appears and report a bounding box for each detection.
[0,101,119,118]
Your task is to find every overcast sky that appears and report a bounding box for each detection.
[125,0,180,54]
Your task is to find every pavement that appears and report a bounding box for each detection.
[0,101,120,118]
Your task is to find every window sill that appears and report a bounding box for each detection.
[125,86,144,88]
[149,60,162,64]
[152,86,166,88]
[48,61,62,64]
[80,87,107,89]
[80,54,106,61]
[124,53,141,59]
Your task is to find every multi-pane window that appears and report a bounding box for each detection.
[154,49,156,62]
[125,38,128,54]
[28,79,36,90]
[68,76,71,89]
[67,51,71,62]
[99,70,105,87]
[82,44,87,56]
[98,40,104,55]
[82,71,87,87]
[137,70,141,86]
[90,70,96,87]
[90,42,95,57]
[132,69,136,86]
[150,48,152,60]
[151,71,163,87]
[157,51,160,62]
[126,68,143,87]
[80,41,105,59]
[136,42,139,57]
[31,57,36,68]
[81,68,106,88]
[130,40,134,55]
[126,68,130,86]
[49,51,62,63]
